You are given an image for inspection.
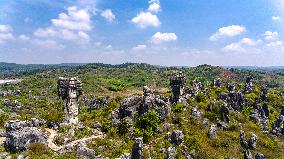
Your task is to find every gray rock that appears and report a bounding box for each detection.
[201,118,209,129]
[248,133,257,150]
[17,154,29,159]
[77,146,95,159]
[217,120,229,130]
[170,130,184,145]
[0,152,11,159]
[131,137,143,159]
[243,150,253,159]
[0,129,6,137]
[240,130,249,149]
[255,153,266,159]
[4,120,47,152]
[167,146,177,159]
[58,77,82,125]
[191,107,202,121]
[117,153,131,159]
[170,72,185,103]
[208,124,217,138]
[272,115,284,136]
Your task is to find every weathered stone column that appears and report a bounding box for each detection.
[58,77,82,125]
[170,72,185,103]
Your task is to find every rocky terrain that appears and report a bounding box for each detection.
[0,63,283,159]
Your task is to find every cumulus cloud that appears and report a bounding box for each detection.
[263,31,279,41]
[0,24,12,32]
[132,44,147,52]
[33,6,92,43]
[101,9,115,22]
[33,39,65,49]
[209,25,246,41]
[148,0,161,13]
[266,41,283,47]
[0,24,14,44]
[18,35,30,41]
[131,0,161,29]
[150,32,177,44]
[131,12,161,28]
[222,38,261,52]
[272,16,282,21]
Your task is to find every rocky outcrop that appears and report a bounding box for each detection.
[131,137,143,159]
[112,86,170,129]
[170,130,184,145]
[208,124,217,138]
[4,120,48,151]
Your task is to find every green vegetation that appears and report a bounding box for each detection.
[1,63,284,158]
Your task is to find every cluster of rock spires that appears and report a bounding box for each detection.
[111,85,171,132]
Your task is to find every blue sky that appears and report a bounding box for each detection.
[0,0,283,66]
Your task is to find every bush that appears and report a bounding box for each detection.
[195,93,206,103]
[102,119,112,133]
[174,103,184,113]
[27,142,52,157]
[118,119,130,135]
[135,110,160,142]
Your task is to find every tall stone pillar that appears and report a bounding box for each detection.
[57,77,82,125]
[170,72,185,103]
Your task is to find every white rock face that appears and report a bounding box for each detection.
[58,77,82,125]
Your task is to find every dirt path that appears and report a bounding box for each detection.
[45,128,103,152]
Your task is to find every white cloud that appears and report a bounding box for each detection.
[272,16,282,21]
[51,6,91,31]
[33,6,92,43]
[101,9,115,22]
[148,0,161,13]
[209,25,246,41]
[0,24,12,32]
[263,31,279,41]
[0,24,14,44]
[239,38,261,46]
[222,43,245,52]
[266,41,283,47]
[150,32,177,44]
[131,11,161,28]
[132,44,147,52]
[33,39,65,49]
[18,35,30,41]
[222,38,261,52]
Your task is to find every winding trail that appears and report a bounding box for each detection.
[45,128,103,152]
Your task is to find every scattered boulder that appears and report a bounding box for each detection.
[131,137,143,159]
[117,153,131,159]
[167,146,177,159]
[272,115,284,136]
[191,107,203,121]
[170,130,184,145]
[248,133,257,150]
[243,150,253,159]
[255,153,266,159]
[208,124,217,138]
[77,146,95,159]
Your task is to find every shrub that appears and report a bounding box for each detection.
[102,119,112,133]
[195,93,206,103]
[135,110,160,142]
[174,103,184,113]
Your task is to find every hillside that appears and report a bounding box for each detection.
[0,63,284,159]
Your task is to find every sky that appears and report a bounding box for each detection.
[0,0,284,66]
